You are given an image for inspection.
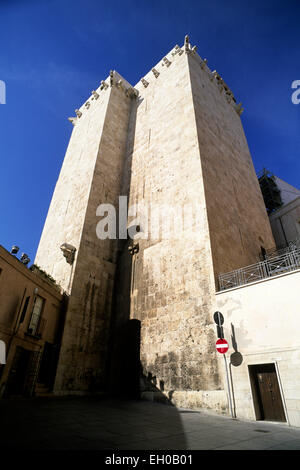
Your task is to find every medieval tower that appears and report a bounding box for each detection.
[35,36,275,410]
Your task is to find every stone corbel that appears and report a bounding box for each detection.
[141,78,149,88]
[225,90,233,103]
[60,243,76,265]
[172,45,183,56]
[200,59,207,69]
[151,68,160,78]
[116,79,125,91]
[91,90,99,99]
[162,57,171,67]
[85,101,90,109]
[235,102,244,115]
[184,35,190,52]
[75,109,82,118]
[110,70,114,87]
[127,87,139,98]
[128,242,139,256]
[68,117,77,126]
[184,35,197,54]
[100,80,109,90]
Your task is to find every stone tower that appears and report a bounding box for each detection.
[35,36,275,408]
[35,71,137,392]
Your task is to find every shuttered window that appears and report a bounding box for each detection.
[28,296,45,335]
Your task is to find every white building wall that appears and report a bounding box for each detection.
[269,196,300,247]
[274,176,300,206]
[216,269,300,427]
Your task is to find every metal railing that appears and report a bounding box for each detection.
[260,237,300,260]
[218,248,300,291]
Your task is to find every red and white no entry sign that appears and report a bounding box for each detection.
[216,338,229,354]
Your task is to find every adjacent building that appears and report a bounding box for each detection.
[258,169,300,248]
[0,245,66,397]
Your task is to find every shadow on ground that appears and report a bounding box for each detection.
[0,396,187,450]
[1,396,300,450]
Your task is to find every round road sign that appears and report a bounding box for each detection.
[216,338,229,354]
[213,311,224,326]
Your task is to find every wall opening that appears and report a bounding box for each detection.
[248,363,286,422]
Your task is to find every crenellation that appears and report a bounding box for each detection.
[200,58,207,69]
[135,45,186,92]
[235,102,244,115]
[141,78,149,88]
[184,34,190,52]
[190,65,239,114]
[184,34,197,55]
[134,35,238,123]
[114,77,139,99]
[109,70,114,86]
[162,57,171,67]
[91,90,99,99]
[116,79,124,91]
[151,68,160,78]
[72,72,138,122]
[68,117,77,126]
[100,80,109,90]
[127,87,139,98]
[171,45,183,56]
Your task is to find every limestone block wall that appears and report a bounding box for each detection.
[188,52,275,279]
[216,269,300,427]
[125,45,225,407]
[36,73,135,393]
[55,78,135,393]
[35,78,113,292]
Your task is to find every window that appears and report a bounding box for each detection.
[28,296,45,336]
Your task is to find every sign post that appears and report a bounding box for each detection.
[215,330,235,419]
[216,338,228,354]
[214,311,224,339]
[224,355,234,419]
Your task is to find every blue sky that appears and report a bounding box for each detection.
[0,0,299,262]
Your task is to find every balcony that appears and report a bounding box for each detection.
[218,241,300,291]
[26,317,47,339]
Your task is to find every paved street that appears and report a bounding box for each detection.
[0,397,300,450]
